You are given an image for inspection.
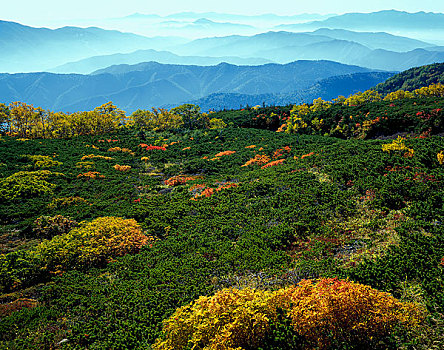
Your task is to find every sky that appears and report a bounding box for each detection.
[3,0,444,26]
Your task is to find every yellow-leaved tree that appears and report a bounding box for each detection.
[128,107,184,132]
[2,101,126,138]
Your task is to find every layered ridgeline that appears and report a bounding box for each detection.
[0,60,389,113]
[171,30,443,71]
[50,29,440,74]
[277,9,444,41]
[0,20,190,73]
[2,12,444,74]
[1,64,443,349]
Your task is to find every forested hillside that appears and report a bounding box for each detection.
[0,78,443,349]
[375,62,444,94]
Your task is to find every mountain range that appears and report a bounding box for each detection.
[276,10,444,32]
[0,61,388,113]
[50,50,273,74]
[170,31,443,71]
[3,18,443,74]
[0,20,188,72]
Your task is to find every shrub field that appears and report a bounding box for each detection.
[0,89,444,349]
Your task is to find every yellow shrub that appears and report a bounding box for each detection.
[25,154,62,168]
[75,161,95,169]
[32,217,154,272]
[438,151,444,165]
[414,83,444,97]
[153,278,425,350]
[154,287,275,350]
[383,90,414,101]
[382,136,414,157]
[81,154,113,161]
[343,90,382,106]
[209,118,227,129]
[48,196,89,209]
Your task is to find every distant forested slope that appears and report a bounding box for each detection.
[375,62,444,94]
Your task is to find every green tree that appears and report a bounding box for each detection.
[170,104,208,130]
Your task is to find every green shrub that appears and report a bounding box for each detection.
[32,215,78,239]
[0,170,59,200]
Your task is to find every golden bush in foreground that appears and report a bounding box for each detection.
[153,278,425,350]
[32,217,154,272]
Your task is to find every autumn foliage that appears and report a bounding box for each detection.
[261,159,285,169]
[0,101,125,138]
[154,278,425,350]
[113,164,131,172]
[32,217,154,272]
[164,175,200,186]
[241,154,270,167]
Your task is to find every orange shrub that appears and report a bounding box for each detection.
[300,152,315,159]
[108,147,122,152]
[191,183,238,200]
[275,278,425,349]
[214,150,236,157]
[241,154,270,167]
[164,175,200,186]
[273,146,291,159]
[261,159,285,169]
[77,171,105,179]
[113,164,131,172]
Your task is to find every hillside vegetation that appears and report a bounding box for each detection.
[0,80,443,349]
[376,62,444,95]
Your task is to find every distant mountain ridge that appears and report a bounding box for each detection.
[50,49,273,74]
[0,60,376,113]
[310,28,432,51]
[1,18,443,73]
[277,10,444,31]
[43,29,442,75]
[0,20,188,72]
[167,30,442,71]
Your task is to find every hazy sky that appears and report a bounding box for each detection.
[3,0,444,25]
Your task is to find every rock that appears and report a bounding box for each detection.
[57,338,69,345]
